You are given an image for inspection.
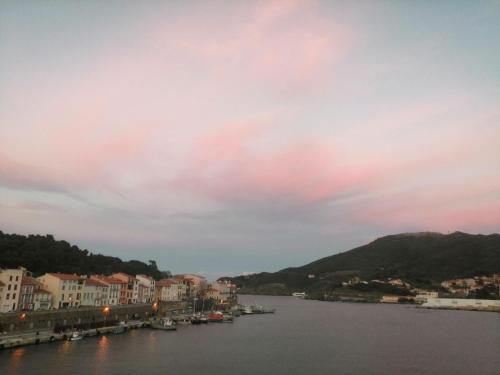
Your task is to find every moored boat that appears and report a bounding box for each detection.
[223,313,234,323]
[242,305,254,314]
[208,311,224,322]
[292,292,306,298]
[112,322,127,334]
[69,331,83,341]
[151,318,177,331]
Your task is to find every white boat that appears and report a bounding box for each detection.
[292,292,306,298]
[69,331,83,341]
[151,318,177,331]
[242,305,254,314]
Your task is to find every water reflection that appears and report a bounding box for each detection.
[96,336,109,362]
[10,348,26,370]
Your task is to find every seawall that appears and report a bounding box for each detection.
[0,301,188,334]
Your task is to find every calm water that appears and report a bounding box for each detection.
[1,295,499,375]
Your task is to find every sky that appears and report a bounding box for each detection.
[1,0,499,279]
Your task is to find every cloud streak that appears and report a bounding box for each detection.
[0,0,499,274]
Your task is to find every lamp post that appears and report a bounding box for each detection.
[103,306,110,326]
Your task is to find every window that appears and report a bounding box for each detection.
[13,293,16,299]
[61,294,64,300]
[15,276,19,281]
[6,293,9,299]
[9,276,12,281]
[8,284,11,290]
[14,284,17,290]
[62,285,65,290]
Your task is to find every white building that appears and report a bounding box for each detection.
[0,268,25,312]
[33,288,52,310]
[38,273,85,308]
[82,278,109,307]
[92,276,122,306]
[156,279,183,301]
[177,274,207,298]
[415,291,439,304]
[422,298,500,311]
[136,275,156,303]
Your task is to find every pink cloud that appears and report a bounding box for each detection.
[151,0,351,94]
[168,121,382,206]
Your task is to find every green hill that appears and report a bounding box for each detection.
[0,231,170,279]
[225,232,500,295]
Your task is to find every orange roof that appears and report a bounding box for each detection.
[47,273,83,281]
[99,276,127,285]
[85,278,108,287]
[157,278,178,287]
[22,276,42,286]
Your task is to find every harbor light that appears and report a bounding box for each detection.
[103,306,110,314]
[19,313,26,320]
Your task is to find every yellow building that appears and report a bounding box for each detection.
[0,267,25,312]
[38,273,85,308]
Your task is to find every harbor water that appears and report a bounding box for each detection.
[1,295,499,375]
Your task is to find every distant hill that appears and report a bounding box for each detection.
[224,232,500,295]
[0,231,170,279]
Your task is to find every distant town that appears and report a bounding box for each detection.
[0,267,236,313]
[338,274,500,311]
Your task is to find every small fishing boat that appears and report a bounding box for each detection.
[242,305,254,314]
[191,315,202,325]
[151,318,177,331]
[208,311,224,322]
[174,315,192,325]
[112,322,127,334]
[69,331,83,341]
[292,292,306,298]
[223,313,234,323]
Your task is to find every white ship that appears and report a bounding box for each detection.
[292,292,306,298]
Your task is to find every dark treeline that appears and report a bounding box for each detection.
[0,231,170,279]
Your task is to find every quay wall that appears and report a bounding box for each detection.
[0,301,188,333]
[421,298,500,312]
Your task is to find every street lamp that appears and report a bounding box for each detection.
[152,302,158,316]
[103,306,110,326]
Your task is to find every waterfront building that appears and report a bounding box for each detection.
[380,295,400,303]
[207,281,237,304]
[19,276,43,310]
[92,276,122,305]
[414,291,439,304]
[136,274,156,303]
[156,278,183,301]
[37,273,85,308]
[175,274,207,298]
[422,297,500,311]
[0,281,4,311]
[82,278,109,307]
[33,287,52,310]
[112,273,139,304]
[0,267,25,312]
